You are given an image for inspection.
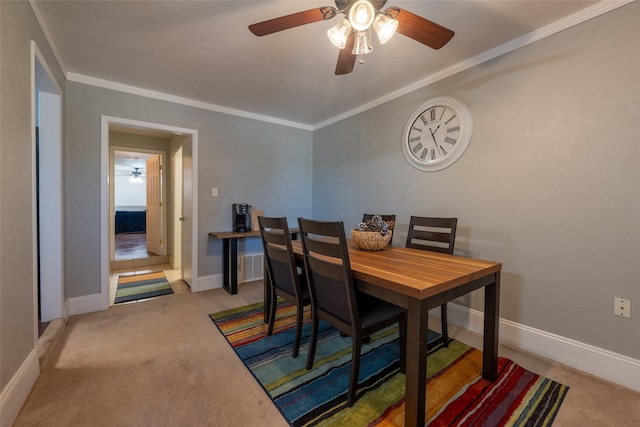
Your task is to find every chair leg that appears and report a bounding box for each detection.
[399,317,407,374]
[292,303,304,358]
[306,316,319,370]
[266,290,278,336]
[344,332,369,344]
[347,339,362,407]
[440,303,449,347]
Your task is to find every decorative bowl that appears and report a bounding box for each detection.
[351,229,392,251]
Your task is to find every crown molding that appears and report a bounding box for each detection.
[66,72,313,131]
[28,0,67,77]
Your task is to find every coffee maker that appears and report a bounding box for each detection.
[232,203,251,232]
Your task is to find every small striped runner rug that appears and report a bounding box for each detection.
[115,271,173,304]
[210,300,569,427]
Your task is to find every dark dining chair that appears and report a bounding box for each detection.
[298,217,406,406]
[362,213,396,223]
[405,216,458,347]
[258,216,310,358]
[362,214,396,245]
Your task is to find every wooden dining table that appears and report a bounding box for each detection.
[289,239,502,427]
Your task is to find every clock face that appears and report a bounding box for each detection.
[402,97,473,172]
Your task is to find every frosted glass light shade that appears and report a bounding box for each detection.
[348,0,375,32]
[352,31,372,55]
[373,13,398,44]
[327,19,352,49]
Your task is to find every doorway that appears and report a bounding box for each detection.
[101,116,199,310]
[111,148,167,262]
[32,42,64,333]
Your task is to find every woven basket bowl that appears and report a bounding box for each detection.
[351,230,392,251]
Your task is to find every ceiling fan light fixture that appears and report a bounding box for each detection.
[352,31,373,56]
[327,18,352,49]
[373,13,398,44]
[348,0,375,32]
[129,168,144,183]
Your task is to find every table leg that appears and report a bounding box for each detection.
[404,298,429,427]
[482,272,501,381]
[222,238,239,295]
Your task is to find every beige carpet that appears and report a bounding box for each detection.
[14,281,640,426]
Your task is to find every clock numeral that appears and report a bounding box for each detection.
[430,149,436,160]
[420,148,428,160]
[440,145,448,156]
[409,136,421,143]
[419,115,428,126]
[429,109,436,121]
[411,142,424,154]
[444,136,457,145]
[439,108,447,121]
[447,126,459,133]
[411,125,423,133]
[444,114,457,125]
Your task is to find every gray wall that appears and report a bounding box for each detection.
[0,1,65,392]
[312,3,639,359]
[65,82,313,297]
[2,0,638,412]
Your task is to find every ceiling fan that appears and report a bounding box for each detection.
[116,167,145,183]
[249,0,454,75]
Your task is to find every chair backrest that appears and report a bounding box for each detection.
[297,218,359,332]
[405,216,458,254]
[258,216,301,299]
[362,214,396,225]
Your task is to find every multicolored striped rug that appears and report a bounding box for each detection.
[115,271,173,304]
[209,300,568,426]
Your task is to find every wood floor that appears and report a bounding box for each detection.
[111,233,187,306]
[114,232,152,260]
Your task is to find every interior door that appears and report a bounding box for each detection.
[181,140,193,286]
[146,155,162,255]
[173,147,183,270]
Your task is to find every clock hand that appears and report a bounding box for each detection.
[429,127,443,156]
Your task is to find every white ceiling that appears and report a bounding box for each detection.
[34,0,613,128]
[113,150,156,176]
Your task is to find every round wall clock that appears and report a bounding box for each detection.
[402,96,473,172]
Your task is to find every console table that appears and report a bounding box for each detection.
[209,229,299,295]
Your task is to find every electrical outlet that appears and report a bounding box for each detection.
[212,187,218,197]
[614,297,631,318]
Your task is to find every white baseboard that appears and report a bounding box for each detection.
[66,274,225,312]
[0,348,40,427]
[191,274,222,292]
[447,302,640,392]
[67,293,106,316]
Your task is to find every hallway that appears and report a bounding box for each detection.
[111,232,187,306]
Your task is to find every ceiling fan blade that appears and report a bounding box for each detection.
[384,7,454,49]
[249,6,337,36]
[335,33,357,75]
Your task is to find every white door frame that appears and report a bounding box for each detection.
[100,116,199,309]
[31,41,65,329]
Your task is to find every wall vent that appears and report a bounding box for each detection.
[238,252,264,284]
